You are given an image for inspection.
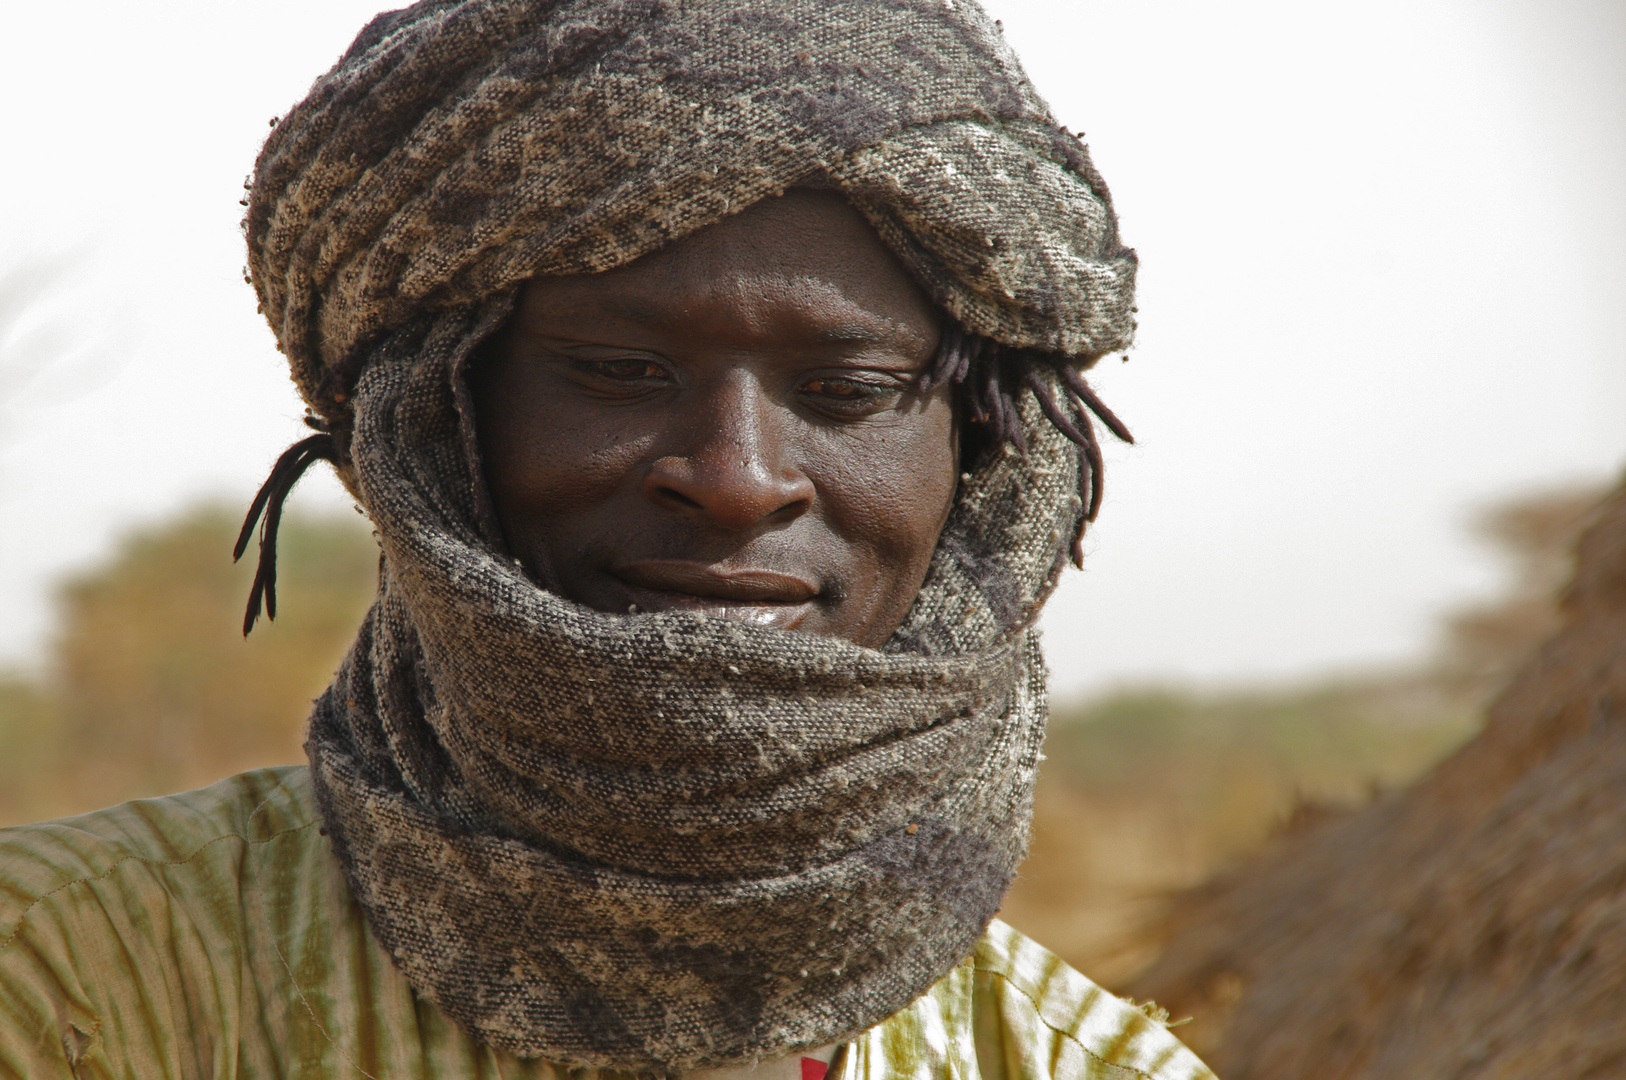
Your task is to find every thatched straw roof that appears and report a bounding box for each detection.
[1125,474,1626,1079]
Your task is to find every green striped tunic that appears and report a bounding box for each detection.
[0,768,1214,1079]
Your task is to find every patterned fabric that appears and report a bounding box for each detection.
[0,769,1216,1080]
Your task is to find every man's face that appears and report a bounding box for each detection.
[472,190,959,649]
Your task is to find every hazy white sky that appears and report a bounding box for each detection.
[1,0,1622,696]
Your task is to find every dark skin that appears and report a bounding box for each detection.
[471,190,959,649]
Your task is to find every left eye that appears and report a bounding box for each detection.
[799,375,909,418]
[803,377,870,399]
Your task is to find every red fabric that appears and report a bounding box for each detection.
[800,1058,828,1080]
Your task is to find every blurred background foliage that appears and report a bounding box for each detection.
[0,505,377,824]
[0,483,1604,986]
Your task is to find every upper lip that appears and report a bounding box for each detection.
[609,560,819,603]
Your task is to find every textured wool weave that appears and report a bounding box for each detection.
[244,0,1133,1072]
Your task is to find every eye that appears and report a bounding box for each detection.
[578,358,667,382]
[803,377,869,399]
[799,374,907,417]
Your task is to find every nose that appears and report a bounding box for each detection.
[643,371,815,532]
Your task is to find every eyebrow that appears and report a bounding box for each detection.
[590,300,892,348]
[595,299,668,326]
[808,323,888,346]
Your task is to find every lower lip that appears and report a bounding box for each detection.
[620,587,816,631]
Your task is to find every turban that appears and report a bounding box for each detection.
[247,0,1135,424]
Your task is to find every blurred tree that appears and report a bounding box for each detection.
[0,675,58,824]
[0,503,377,825]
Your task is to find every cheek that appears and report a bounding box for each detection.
[813,395,958,569]
[474,366,651,528]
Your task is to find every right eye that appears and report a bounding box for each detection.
[577,358,667,382]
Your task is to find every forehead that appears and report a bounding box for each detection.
[512,191,941,351]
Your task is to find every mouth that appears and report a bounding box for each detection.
[608,560,821,631]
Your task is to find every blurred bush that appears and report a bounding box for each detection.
[0,504,376,825]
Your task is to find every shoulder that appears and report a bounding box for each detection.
[848,920,1216,1080]
[0,765,319,925]
[967,920,1217,1080]
[0,767,329,1076]
[0,765,325,979]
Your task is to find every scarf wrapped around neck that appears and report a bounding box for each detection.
[245,0,1135,1071]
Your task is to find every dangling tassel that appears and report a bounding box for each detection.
[1026,359,1134,569]
[234,419,339,636]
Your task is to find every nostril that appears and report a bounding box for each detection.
[643,450,814,530]
[656,486,704,510]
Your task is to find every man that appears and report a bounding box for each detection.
[0,2,1214,1077]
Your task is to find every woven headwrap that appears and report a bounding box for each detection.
[243,0,1135,1072]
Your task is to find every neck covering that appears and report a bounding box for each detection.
[245,0,1135,1072]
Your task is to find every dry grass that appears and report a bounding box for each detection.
[999,480,1612,1003]
[1001,676,1480,985]
[1117,476,1626,1078]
